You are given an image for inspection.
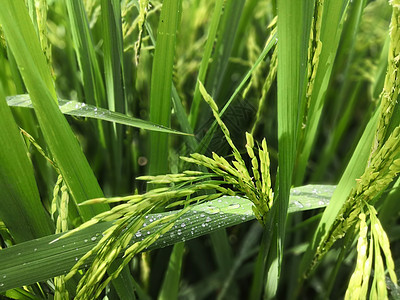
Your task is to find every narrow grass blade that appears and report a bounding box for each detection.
[269,1,313,298]
[0,85,54,243]
[64,0,106,109]
[0,185,334,292]
[299,109,378,278]
[188,0,224,128]
[171,86,198,151]
[148,0,182,175]
[6,94,190,136]
[0,0,108,221]
[205,0,245,102]
[64,0,108,147]
[158,243,185,300]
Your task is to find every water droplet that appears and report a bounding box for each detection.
[2,275,6,279]
[0,283,3,287]
[181,223,186,227]
[17,252,21,256]
[34,248,37,252]
[177,229,182,235]
[318,200,324,205]
[75,257,78,261]
[205,206,220,214]
[91,236,97,241]
[293,200,304,208]
[292,189,300,195]
[205,217,211,222]
[228,203,241,209]
[135,232,142,237]
[200,213,205,218]
[201,223,207,227]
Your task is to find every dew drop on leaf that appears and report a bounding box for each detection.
[228,203,241,209]
[293,200,304,208]
[206,206,220,214]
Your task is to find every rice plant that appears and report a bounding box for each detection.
[0,0,399,299]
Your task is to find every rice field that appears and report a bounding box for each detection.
[0,0,399,299]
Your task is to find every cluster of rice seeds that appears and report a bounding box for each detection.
[313,125,400,272]
[370,1,400,160]
[345,211,370,300]
[345,204,397,300]
[196,81,273,224]
[298,0,323,146]
[71,216,145,299]
[306,0,323,101]
[51,175,69,300]
[370,1,400,158]
[312,2,400,276]
[72,207,190,300]
[19,128,70,298]
[61,81,274,297]
[58,182,208,298]
[133,0,150,65]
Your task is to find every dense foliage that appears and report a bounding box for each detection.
[0,0,399,299]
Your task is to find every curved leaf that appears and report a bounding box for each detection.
[6,94,191,136]
[0,185,335,292]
